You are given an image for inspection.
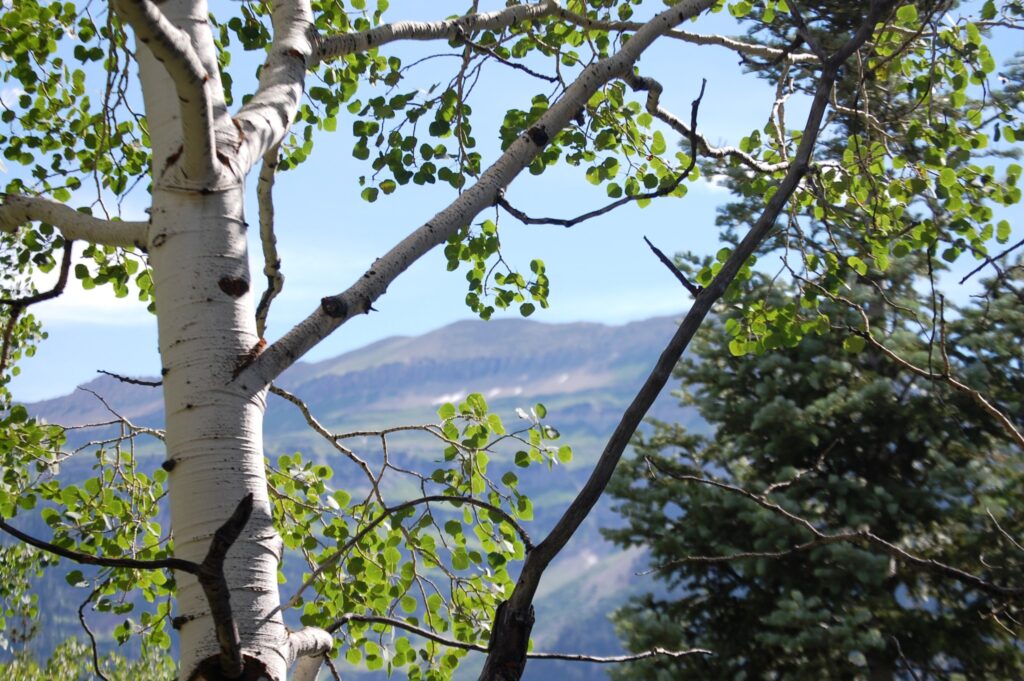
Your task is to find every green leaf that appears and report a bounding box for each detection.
[896,4,918,23]
[651,130,666,155]
[843,336,866,353]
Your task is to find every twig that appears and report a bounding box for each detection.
[97,369,162,387]
[643,236,702,297]
[328,614,712,662]
[454,27,557,83]
[987,509,1024,554]
[324,656,343,681]
[651,463,1024,598]
[78,585,112,681]
[280,495,533,613]
[959,236,1024,285]
[0,239,74,306]
[892,635,924,681]
[496,79,707,228]
[256,144,285,336]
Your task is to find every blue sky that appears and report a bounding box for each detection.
[10,1,1022,401]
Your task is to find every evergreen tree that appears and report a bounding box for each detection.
[605,270,1024,680]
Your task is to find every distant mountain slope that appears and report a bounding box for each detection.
[22,315,703,680]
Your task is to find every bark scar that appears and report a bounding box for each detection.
[218,276,250,298]
[231,338,267,379]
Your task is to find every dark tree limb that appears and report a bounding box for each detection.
[643,236,702,297]
[0,239,74,377]
[476,5,898,679]
[196,493,254,679]
[97,369,163,387]
[0,238,75,307]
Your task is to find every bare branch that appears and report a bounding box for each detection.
[802,279,1024,452]
[78,585,112,681]
[313,2,558,65]
[256,145,285,337]
[113,0,216,181]
[650,465,1024,599]
[553,6,817,63]
[268,384,375,485]
[959,236,1024,285]
[243,0,720,389]
[0,194,147,249]
[624,72,806,174]
[988,509,1024,554]
[328,614,712,663]
[96,369,162,387]
[644,236,702,297]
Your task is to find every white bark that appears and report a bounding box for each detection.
[148,186,290,680]
[131,0,235,191]
[287,627,334,681]
[312,1,558,65]
[234,0,316,176]
[128,3,294,677]
[114,0,218,182]
[0,194,148,248]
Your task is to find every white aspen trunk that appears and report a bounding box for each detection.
[132,1,291,678]
[148,186,289,680]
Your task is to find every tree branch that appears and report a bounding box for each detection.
[0,194,148,249]
[802,278,1024,452]
[623,72,820,174]
[312,1,558,66]
[0,239,74,377]
[650,464,1024,599]
[1,494,257,677]
[288,627,334,681]
[553,6,817,63]
[256,145,285,337]
[643,236,702,297]
[477,5,897,679]
[244,0,720,389]
[0,515,196,574]
[0,239,74,307]
[96,369,163,387]
[326,614,712,663]
[113,0,217,181]
[196,493,253,679]
[234,0,316,174]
